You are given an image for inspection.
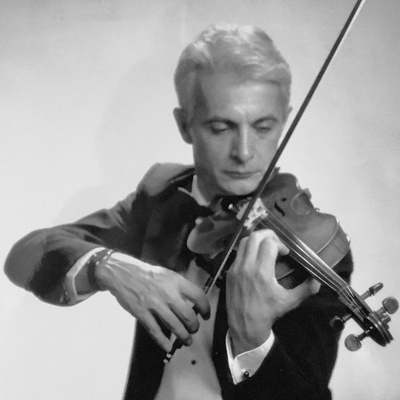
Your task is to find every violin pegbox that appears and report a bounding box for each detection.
[330,283,399,351]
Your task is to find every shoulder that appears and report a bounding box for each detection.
[138,163,195,196]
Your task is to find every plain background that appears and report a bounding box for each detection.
[1,0,400,398]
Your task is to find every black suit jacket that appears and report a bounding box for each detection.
[4,163,353,400]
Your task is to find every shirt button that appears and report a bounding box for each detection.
[242,371,250,379]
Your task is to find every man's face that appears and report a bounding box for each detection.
[178,72,289,201]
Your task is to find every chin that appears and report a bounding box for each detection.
[220,181,258,197]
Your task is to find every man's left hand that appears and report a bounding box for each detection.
[226,229,320,357]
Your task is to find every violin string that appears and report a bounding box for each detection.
[257,219,346,293]
[257,217,370,319]
[258,217,370,318]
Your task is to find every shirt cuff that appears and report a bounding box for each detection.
[63,247,104,305]
[226,330,275,384]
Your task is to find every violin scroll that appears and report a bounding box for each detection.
[330,283,384,331]
[330,283,399,351]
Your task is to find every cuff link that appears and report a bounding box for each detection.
[242,370,250,379]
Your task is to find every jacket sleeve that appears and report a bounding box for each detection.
[3,187,149,305]
[215,250,354,400]
[3,162,191,306]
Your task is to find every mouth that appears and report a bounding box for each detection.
[223,171,260,179]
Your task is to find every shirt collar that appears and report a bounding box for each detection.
[177,175,211,207]
[190,175,210,206]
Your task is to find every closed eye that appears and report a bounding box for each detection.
[208,121,233,134]
[253,118,277,134]
[255,125,272,133]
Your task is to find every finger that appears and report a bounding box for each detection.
[141,313,175,352]
[170,298,201,334]
[257,234,280,265]
[231,236,249,272]
[236,230,269,270]
[180,281,211,320]
[232,230,275,274]
[275,237,289,256]
[288,278,321,309]
[256,229,289,255]
[154,305,193,347]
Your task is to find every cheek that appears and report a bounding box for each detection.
[193,136,224,166]
[256,136,280,159]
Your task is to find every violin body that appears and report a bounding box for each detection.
[187,172,350,289]
[261,173,351,288]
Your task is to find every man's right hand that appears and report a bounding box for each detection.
[95,252,210,352]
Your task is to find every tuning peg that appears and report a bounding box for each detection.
[344,298,398,351]
[330,313,352,332]
[361,283,383,299]
[381,297,399,315]
[330,283,385,332]
[373,297,399,326]
[345,330,370,351]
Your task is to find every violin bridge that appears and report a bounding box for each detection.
[236,198,268,230]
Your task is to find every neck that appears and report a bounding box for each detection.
[191,176,213,206]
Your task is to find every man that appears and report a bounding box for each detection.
[4,25,352,399]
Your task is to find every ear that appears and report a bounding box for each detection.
[279,105,293,136]
[286,105,293,121]
[173,107,193,144]
[281,105,292,125]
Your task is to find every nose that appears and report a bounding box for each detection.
[230,128,254,163]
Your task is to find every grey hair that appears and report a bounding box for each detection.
[174,24,292,121]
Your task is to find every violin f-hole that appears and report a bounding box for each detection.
[273,199,287,217]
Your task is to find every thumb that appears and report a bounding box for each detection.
[287,278,321,309]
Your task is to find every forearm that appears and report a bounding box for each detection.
[218,290,343,399]
[4,189,144,305]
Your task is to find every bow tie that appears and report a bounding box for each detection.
[179,192,214,222]
[193,203,214,218]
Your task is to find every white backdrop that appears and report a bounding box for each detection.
[1,0,400,399]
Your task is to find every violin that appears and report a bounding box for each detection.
[187,172,350,290]
[186,172,398,351]
[163,0,398,363]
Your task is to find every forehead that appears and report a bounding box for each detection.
[194,71,286,119]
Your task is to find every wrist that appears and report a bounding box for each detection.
[86,249,115,291]
[229,325,272,357]
[95,251,147,291]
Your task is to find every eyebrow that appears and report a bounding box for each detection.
[253,116,279,124]
[205,115,279,125]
